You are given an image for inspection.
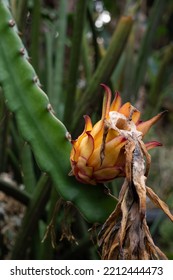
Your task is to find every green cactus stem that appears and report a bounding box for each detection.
[0,1,116,223]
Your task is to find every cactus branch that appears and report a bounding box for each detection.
[0,1,116,223]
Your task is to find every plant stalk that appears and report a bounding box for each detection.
[72,16,133,132]
[131,0,166,98]
[63,0,87,126]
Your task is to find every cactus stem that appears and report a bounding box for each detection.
[0,0,116,224]
[8,19,15,27]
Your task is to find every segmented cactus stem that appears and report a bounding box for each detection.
[0,1,115,223]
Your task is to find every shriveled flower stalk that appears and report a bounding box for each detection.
[98,118,173,259]
[70,84,173,260]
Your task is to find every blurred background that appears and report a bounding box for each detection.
[0,0,173,259]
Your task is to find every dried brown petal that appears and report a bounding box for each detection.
[146,186,173,222]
